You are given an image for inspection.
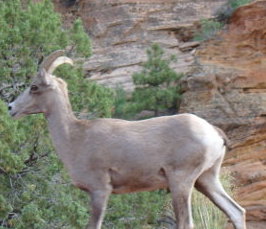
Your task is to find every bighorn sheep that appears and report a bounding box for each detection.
[8,51,246,229]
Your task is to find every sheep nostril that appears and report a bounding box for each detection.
[8,105,12,111]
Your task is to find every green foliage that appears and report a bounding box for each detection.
[126,44,183,118]
[112,86,129,119]
[195,0,254,40]
[0,100,89,228]
[194,1,254,41]
[193,19,224,41]
[229,0,253,10]
[216,0,254,23]
[0,0,103,228]
[56,65,115,118]
[104,190,168,228]
[70,19,92,57]
[0,0,91,86]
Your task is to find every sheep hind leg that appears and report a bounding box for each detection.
[166,169,196,229]
[195,163,246,229]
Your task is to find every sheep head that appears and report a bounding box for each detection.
[8,50,73,119]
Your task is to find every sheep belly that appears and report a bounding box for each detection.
[109,167,168,194]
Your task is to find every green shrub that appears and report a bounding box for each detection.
[229,0,253,10]
[195,1,253,40]
[0,0,113,228]
[193,19,224,41]
[216,0,254,23]
[0,0,91,88]
[104,190,169,229]
[125,44,183,118]
[112,86,129,119]
[55,65,115,118]
[0,100,89,228]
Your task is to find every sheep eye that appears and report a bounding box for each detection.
[30,85,39,92]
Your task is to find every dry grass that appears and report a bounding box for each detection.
[158,170,234,229]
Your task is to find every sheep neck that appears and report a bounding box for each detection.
[46,94,77,165]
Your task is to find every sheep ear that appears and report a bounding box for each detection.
[38,68,52,85]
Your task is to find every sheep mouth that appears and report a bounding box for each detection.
[9,111,25,119]
[9,111,17,117]
[10,110,43,119]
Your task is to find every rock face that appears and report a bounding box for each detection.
[54,0,227,91]
[53,0,266,226]
[180,0,266,225]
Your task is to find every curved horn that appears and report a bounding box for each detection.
[39,50,74,74]
[47,56,73,74]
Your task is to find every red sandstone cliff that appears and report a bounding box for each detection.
[180,1,266,227]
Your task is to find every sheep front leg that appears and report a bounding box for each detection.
[87,189,111,229]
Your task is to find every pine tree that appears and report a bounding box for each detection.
[129,44,183,117]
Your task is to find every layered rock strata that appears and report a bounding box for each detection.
[180,0,266,225]
[55,0,227,91]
